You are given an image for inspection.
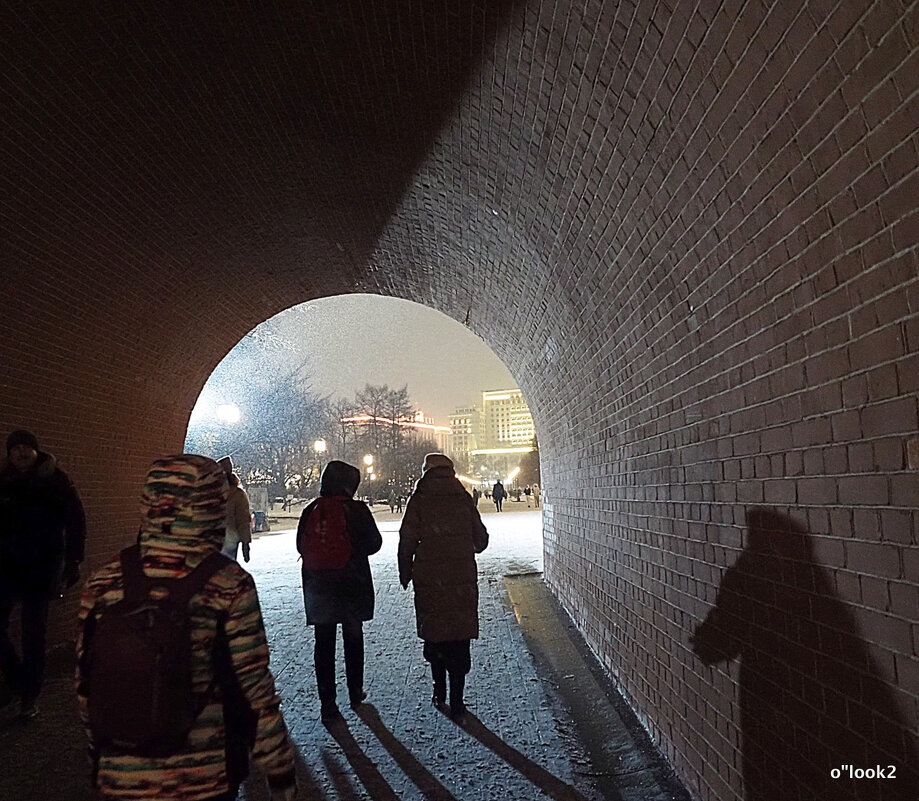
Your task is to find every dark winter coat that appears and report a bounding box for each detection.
[0,452,86,598]
[492,482,506,500]
[398,466,488,642]
[297,461,382,626]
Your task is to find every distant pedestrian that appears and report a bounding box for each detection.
[388,490,397,514]
[0,429,86,719]
[524,485,532,507]
[297,460,382,721]
[218,456,252,563]
[532,482,541,508]
[492,480,506,512]
[472,487,480,506]
[76,454,296,801]
[399,454,488,719]
[396,494,404,514]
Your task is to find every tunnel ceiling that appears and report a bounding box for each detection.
[2,1,527,387]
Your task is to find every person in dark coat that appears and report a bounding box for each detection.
[0,429,86,718]
[297,460,382,721]
[491,480,506,512]
[399,453,488,719]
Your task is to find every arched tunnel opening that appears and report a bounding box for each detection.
[181,293,546,573]
[1,1,917,799]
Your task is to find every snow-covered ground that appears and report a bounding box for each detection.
[251,508,544,581]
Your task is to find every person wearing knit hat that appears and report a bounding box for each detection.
[421,452,454,473]
[76,454,297,801]
[398,453,488,719]
[1,428,86,719]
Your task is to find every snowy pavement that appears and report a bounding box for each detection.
[0,509,688,801]
[245,509,596,800]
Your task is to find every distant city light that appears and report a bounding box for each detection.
[313,439,327,453]
[340,414,450,434]
[471,447,534,455]
[363,453,374,466]
[505,466,521,483]
[215,403,241,424]
[370,472,377,480]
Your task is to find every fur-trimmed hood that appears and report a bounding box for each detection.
[0,450,58,484]
[412,465,466,496]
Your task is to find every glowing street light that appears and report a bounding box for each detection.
[313,439,327,453]
[363,454,374,466]
[215,403,241,424]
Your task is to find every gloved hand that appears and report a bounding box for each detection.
[63,561,81,589]
[270,783,297,801]
[241,542,251,563]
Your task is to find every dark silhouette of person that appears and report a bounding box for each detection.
[492,481,506,512]
[691,509,917,800]
[0,429,85,718]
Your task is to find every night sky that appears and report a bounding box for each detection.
[251,294,516,422]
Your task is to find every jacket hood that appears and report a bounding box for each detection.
[320,460,361,497]
[0,451,57,483]
[413,465,467,495]
[138,454,228,559]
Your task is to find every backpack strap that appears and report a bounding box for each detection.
[119,544,151,605]
[168,552,228,608]
[119,545,227,608]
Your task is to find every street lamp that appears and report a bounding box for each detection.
[363,454,374,466]
[215,403,241,424]
[313,439,327,453]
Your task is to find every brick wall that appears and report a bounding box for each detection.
[1,1,917,798]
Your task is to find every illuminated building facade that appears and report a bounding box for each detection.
[447,389,535,483]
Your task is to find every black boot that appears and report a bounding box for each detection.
[448,671,466,719]
[320,700,342,722]
[431,664,447,707]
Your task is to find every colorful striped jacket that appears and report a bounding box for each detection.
[75,455,295,800]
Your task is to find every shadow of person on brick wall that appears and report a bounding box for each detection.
[691,508,918,800]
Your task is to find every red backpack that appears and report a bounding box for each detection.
[299,496,352,569]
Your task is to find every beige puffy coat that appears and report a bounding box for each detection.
[398,466,488,641]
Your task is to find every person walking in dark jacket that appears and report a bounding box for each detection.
[297,460,382,721]
[0,429,86,718]
[399,454,488,719]
[491,480,506,512]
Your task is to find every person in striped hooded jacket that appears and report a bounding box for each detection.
[75,454,296,801]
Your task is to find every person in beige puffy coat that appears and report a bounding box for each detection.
[217,457,252,562]
[398,453,488,718]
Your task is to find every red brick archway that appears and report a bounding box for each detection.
[2,3,917,798]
